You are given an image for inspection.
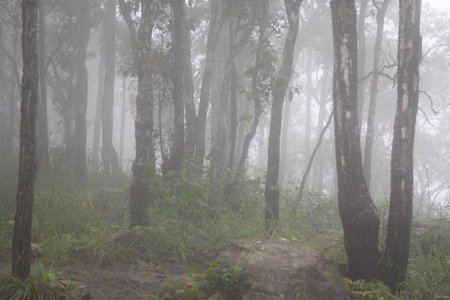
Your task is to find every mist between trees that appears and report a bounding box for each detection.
[2,0,450,294]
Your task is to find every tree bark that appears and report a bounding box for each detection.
[330,0,380,280]
[37,0,49,171]
[162,0,185,176]
[102,0,120,174]
[12,0,38,279]
[385,0,421,289]
[183,9,196,159]
[265,0,302,232]
[194,0,223,166]
[129,0,155,228]
[357,0,368,128]
[363,0,389,192]
[238,0,268,168]
[74,0,91,178]
[92,39,105,171]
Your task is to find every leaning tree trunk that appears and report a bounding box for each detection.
[162,0,185,176]
[12,0,38,279]
[265,0,302,232]
[102,0,120,174]
[363,0,389,192]
[238,0,267,168]
[194,0,223,166]
[129,0,155,228]
[74,0,91,178]
[330,0,380,280]
[384,0,421,290]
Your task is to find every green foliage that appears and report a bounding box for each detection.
[0,263,77,300]
[343,277,398,300]
[155,260,253,300]
[402,219,450,299]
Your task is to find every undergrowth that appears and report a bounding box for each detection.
[0,166,449,299]
[0,263,77,300]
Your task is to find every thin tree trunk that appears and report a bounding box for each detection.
[129,0,155,228]
[385,0,421,289]
[363,0,389,192]
[331,0,380,280]
[298,109,334,203]
[227,17,238,170]
[357,0,368,128]
[183,8,196,159]
[37,0,49,171]
[92,42,105,171]
[119,77,126,170]
[194,0,223,166]
[74,0,91,178]
[102,0,120,174]
[12,0,38,279]
[265,0,303,232]
[312,62,331,193]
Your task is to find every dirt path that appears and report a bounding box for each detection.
[61,261,186,300]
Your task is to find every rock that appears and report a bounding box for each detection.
[219,239,347,300]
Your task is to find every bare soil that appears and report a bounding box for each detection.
[61,261,186,300]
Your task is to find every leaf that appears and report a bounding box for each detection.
[244,67,255,78]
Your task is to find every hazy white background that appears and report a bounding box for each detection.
[424,0,450,12]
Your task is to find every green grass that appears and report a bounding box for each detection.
[0,263,77,300]
[0,166,450,299]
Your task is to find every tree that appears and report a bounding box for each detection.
[129,0,155,228]
[330,0,380,279]
[363,0,390,191]
[357,0,369,128]
[384,0,421,289]
[12,0,39,279]
[194,0,224,166]
[74,0,91,178]
[102,0,120,174]
[161,0,185,175]
[265,0,303,232]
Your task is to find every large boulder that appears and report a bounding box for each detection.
[219,239,347,300]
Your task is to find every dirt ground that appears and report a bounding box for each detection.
[61,261,187,300]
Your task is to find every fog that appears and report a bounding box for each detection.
[1,0,450,216]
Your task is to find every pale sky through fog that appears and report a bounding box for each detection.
[424,0,450,12]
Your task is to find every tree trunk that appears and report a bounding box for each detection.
[92,40,105,171]
[37,0,49,171]
[265,0,302,232]
[183,9,196,159]
[129,0,155,228]
[363,0,389,192]
[119,77,126,170]
[312,62,331,193]
[238,0,267,168]
[194,0,223,166]
[330,0,380,280]
[357,0,368,128]
[162,0,185,176]
[227,17,238,170]
[102,0,120,174]
[12,0,38,279]
[385,0,421,289]
[74,0,91,178]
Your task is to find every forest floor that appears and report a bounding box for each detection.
[61,260,186,300]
